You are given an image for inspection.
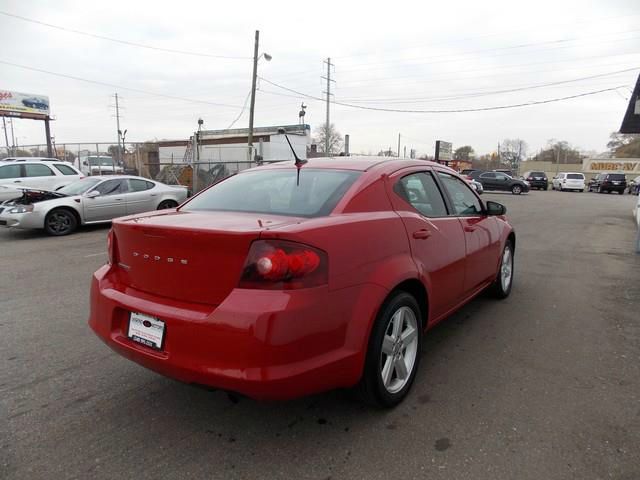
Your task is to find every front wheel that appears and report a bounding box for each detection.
[356,292,422,408]
[44,208,78,236]
[511,185,522,195]
[489,240,514,299]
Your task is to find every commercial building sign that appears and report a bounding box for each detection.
[0,90,50,118]
[435,140,452,162]
[583,158,640,174]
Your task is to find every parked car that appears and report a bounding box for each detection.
[468,178,484,194]
[521,171,548,190]
[625,175,640,195]
[0,159,83,192]
[587,173,627,194]
[469,170,529,194]
[88,157,515,407]
[0,175,188,236]
[1,156,60,162]
[552,172,585,192]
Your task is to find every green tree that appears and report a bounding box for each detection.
[453,145,474,161]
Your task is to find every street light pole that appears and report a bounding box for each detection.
[247,30,260,162]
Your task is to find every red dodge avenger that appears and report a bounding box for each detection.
[89,157,515,407]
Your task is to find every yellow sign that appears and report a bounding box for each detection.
[583,158,640,174]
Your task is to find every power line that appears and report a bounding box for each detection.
[258,76,626,113]
[0,10,251,60]
[226,90,252,128]
[337,67,640,104]
[0,60,243,109]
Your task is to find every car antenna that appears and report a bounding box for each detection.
[278,127,307,186]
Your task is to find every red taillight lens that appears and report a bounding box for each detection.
[527,177,533,181]
[107,229,117,265]
[239,240,328,289]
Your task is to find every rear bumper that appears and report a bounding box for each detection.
[88,265,385,400]
[528,180,547,188]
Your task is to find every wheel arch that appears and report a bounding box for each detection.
[45,205,81,226]
[388,278,429,330]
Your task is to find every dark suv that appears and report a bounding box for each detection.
[469,170,530,195]
[522,171,548,190]
[587,173,627,194]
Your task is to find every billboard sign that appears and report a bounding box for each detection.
[435,140,452,162]
[582,158,640,174]
[620,73,640,134]
[0,90,50,118]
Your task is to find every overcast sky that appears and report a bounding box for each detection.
[1,0,639,157]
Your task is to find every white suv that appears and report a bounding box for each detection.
[552,172,585,192]
[0,160,83,201]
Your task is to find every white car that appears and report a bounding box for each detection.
[552,172,585,192]
[0,159,83,193]
[0,175,189,236]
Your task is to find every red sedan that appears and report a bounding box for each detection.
[89,157,515,407]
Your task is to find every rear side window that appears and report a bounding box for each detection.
[128,179,154,192]
[24,164,54,177]
[183,169,360,218]
[0,164,21,179]
[395,172,448,217]
[53,164,79,175]
[567,173,584,179]
[437,172,483,216]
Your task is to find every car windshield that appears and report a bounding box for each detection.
[58,177,102,195]
[183,168,361,218]
[88,157,115,167]
[567,174,584,179]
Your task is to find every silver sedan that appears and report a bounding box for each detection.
[0,175,189,235]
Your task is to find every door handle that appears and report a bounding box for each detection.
[412,229,431,240]
[13,180,21,183]
[150,194,157,197]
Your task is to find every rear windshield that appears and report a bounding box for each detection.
[530,172,546,177]
[567,174,584,179]
[607,174,625,180]
[183,168,361,218]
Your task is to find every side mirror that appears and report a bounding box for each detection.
[486,201,506,216]
[85,190,100,198]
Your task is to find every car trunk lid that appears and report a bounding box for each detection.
[112,210,303,305]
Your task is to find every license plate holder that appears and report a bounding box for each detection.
[127,312,165,350]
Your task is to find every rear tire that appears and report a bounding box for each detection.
[356,292,422,408]
[157,200,178,210]
[44,208,78,236]
[488,240,514,299]
[511,185,522,195]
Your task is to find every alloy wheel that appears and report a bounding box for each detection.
[500,245,513,292]
[379,306,419,394]
[47,211,73,234]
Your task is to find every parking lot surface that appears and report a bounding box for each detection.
[1,190,639,480]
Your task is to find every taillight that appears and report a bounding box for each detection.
[527,177,533,181]
[106,229,117,265]
[239,239,328,289]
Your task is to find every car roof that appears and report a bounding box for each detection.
[1,157,60,162]
[84,175,154,181]
[252,156,447,174]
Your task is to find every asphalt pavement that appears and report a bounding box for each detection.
[1,190,639,480]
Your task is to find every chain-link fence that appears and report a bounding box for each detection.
[1,142,270,194]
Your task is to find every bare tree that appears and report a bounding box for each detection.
[499,139,528,168]
[313,124,343,155]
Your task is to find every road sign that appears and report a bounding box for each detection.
[435,140,452,163]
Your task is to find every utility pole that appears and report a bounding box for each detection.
[114,93,123,163]
[9,118,16,155]
[397,133,401,157]
[247,30,260,162]
[2,117,9,153]
[321,57,335,156]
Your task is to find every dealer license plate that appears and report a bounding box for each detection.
[128,312,165,350]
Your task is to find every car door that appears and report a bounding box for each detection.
[124,179,158,215]
[478,172,497,190]
[387,169,466,323]
[0,164,23,187]
[22,163,57,189]
[493,172,511,191]
[435,171,501,296]
[83,179,128,222]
